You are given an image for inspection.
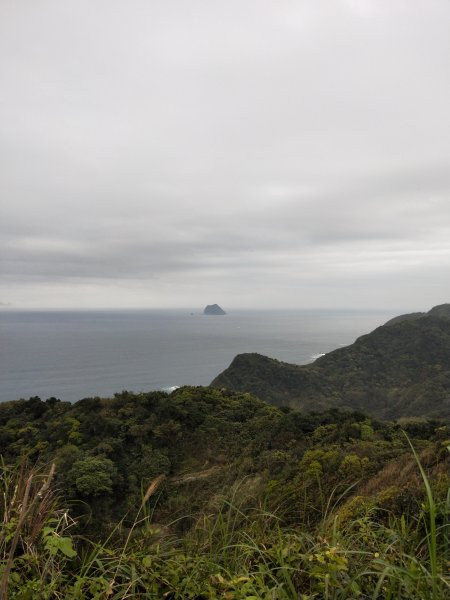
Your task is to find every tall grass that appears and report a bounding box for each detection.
[0,461,59,599]
[406,433,439,596]
[0,443,449,599]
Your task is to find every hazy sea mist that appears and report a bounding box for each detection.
[0,308,396,403]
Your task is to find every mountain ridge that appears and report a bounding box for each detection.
[384,302,450,326]
[211,306,450,419]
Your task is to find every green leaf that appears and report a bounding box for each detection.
[57,536,77,557]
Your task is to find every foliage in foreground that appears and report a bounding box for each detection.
[1,387,449,597]
[1,442,449,600]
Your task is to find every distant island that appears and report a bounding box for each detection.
[203,303,226,315]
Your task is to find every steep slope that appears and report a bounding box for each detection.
[211,313,450,419]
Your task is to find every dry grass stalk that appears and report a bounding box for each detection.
[0,463,56,600]
[142,474,166,505]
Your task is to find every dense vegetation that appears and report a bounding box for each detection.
[1,387,449,597]
[212,309,450,419]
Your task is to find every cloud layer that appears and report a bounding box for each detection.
[1,0,450,309]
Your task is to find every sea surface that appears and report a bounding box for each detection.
[0,308,397,403]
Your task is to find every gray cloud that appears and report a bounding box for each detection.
[1,0,450,309]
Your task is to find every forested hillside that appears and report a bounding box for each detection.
[212,310,450,419]
[2,386,434,530]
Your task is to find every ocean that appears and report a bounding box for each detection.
[0,308,396,403]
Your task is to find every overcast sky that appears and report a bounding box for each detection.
[1,0,450,310]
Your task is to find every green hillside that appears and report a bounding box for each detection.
[211,308,450,419]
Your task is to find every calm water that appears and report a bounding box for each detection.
[0,308,396,403]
